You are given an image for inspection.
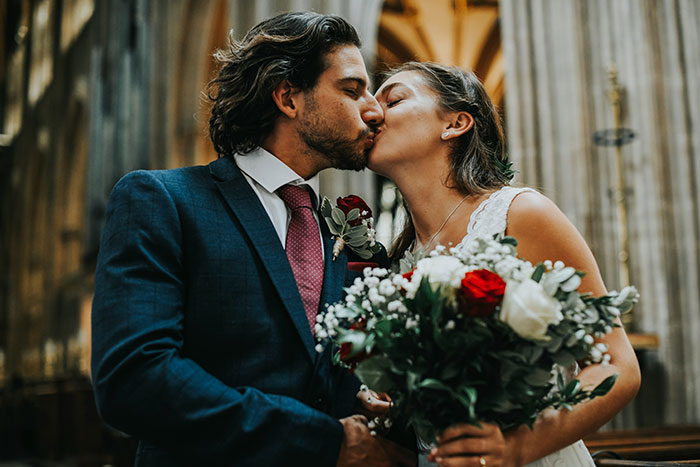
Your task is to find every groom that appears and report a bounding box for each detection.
[91,11,413,467]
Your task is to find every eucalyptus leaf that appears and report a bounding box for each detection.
[347,234,368,248]
[551,350,576,367]
[545,334,564,353]
[331,207,346,226]
[355,249,373,259]
[346,208,361,223]
[320,197,333,218]
[349,224,369,236]
[524,368,553,386]
[325,219,342,236]
[399,258,413,274]
[354,356,394,393]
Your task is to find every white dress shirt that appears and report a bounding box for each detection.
[233,147,324,256]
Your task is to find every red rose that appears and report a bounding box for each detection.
[398,269,415,296]
[339,318,372,369]
[337,195,372,226]
[339,342,373,370]
[459,269,506,318]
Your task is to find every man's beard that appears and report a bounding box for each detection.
[298,101,373,171]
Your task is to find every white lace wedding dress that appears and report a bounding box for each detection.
[417,186,596,467]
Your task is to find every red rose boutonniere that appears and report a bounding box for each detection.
[321,195,382,260]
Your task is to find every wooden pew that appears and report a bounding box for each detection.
[585,426,700,466]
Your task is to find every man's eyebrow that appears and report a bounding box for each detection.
[337,76,368,89]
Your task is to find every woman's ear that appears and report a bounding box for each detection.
[441,111,474,140]
[271,80,300,118]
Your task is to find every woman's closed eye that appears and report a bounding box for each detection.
[387,98,403,107]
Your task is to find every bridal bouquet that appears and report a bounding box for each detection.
[314,236,639,442]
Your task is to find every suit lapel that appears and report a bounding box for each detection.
[319,213,348,313]
[209,156,316,361]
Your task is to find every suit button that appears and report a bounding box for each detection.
[314,396,328,412]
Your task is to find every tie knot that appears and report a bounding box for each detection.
[277,184,314,210]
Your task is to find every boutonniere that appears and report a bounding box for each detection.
[321,195,381,261]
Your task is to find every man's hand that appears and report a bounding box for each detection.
[355,388,391,418]
[337,415,417,467]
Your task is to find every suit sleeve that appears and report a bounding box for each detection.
[91,171,343,465]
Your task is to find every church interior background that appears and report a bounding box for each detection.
[1,0,699,464]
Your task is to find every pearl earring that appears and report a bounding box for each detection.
[442,131,449,139]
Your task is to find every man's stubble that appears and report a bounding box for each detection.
[297,95,373,172]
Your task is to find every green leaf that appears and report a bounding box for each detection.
[345,208,361,223]
[591,374,618,397]
[418,378,451,392]
[406,371,420,392]
[349,224,369,236]
[355,249,373,259]
[563,378,581,397]
[462,386,477,403]
[325,220,342,236]
[347,233,368,248]
[501,236,518,247]
[556,372,566,390]
[331,207,346,226]
[321,197,333,218]
[551,349,576,367]
[531,264,545,283]
[337,331,367,359]
[524,368,553,386]
[354,356,394,393]
[440,361,462,380]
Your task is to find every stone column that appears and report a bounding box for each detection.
[500,0,700,427]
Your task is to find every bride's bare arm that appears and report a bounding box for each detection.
[501,190,641,465]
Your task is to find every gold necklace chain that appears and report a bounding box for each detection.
[419,194,470,253]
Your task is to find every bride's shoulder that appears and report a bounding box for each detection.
[507,188,570,233]
[509,188,558,213]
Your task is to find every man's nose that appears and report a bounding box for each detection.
[362,93,384,127]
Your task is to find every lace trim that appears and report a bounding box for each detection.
[457,186,537,248]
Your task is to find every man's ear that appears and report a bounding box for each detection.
[441,111,474,140]
[271,80,301,119]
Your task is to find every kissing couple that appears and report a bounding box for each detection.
[91,11,640,467]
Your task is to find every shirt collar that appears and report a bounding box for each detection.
[234,147,321,207]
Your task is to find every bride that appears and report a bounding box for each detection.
[365,62,641,467]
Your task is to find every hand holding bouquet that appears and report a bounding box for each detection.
[314,236,639,442]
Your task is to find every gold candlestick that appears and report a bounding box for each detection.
[607,64,631,291]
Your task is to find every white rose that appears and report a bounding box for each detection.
[499,278,563,341]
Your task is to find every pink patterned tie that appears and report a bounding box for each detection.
[277,184,324,333]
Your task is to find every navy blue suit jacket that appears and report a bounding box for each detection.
[91,156,387,466]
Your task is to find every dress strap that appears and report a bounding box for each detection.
[458,186,537,247]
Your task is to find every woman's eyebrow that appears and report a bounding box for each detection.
[376,82,406,98]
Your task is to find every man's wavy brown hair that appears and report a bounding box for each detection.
[207,12,361,157]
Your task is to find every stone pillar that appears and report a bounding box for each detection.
[500,0,700,427]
